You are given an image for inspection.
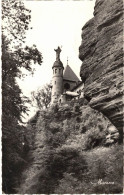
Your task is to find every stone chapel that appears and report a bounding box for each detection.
[51,46,84,104]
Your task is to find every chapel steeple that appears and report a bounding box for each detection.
[67,57,69,65]
[51,46,64,104]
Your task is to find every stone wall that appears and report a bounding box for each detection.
[79,0,123,141]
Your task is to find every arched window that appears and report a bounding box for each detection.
[55,81,56,84]
[55,69,57,73]
[53,69,54,74]
[59,69,61,73]
[64,83,70,90]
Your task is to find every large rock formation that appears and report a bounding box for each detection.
[79,0,123,141]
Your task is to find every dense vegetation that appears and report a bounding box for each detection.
[18,100,123,194]
[2,0,42,193]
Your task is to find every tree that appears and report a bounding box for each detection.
[2,0,43,193]
[2,0,31,46]
[31,83,51,109]
[2,0,43,79]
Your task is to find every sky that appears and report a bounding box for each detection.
[17,0,95,120]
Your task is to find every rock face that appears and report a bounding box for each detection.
[79,0,123,141]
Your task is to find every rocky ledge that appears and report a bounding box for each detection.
[79,0,123,141]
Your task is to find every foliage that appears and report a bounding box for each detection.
[82,128,106,150]
[2,0,31,46]
[31,83,51,109]
[55,145,123,194]
[18,103,123,194]
[2,0,42,193]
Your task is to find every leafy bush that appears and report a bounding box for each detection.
[55,145,123,194]
[54,173,81,193]
[18,103,122,194]
[83,144,123,194]
[82,129,106,150]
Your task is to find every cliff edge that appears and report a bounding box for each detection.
[79,0,123,141]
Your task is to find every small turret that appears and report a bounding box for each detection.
[51,47,64,104]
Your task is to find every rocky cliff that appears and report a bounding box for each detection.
[79,0,123,141]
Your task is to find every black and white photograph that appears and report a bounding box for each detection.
[2,0,123,194]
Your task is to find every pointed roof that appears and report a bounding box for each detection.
[63,65,80,82]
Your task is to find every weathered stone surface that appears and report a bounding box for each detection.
[79,0,123,141]
[105,125,119,145]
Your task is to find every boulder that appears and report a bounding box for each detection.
[79,0,123,141]
[107,125,118,134]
